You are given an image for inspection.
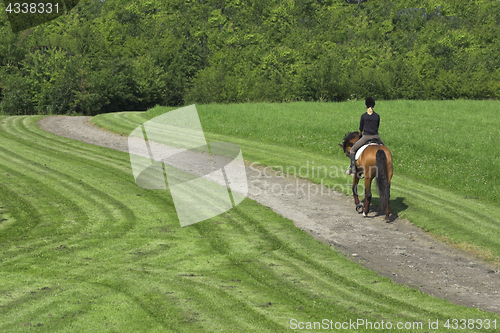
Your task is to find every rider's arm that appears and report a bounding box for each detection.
[359,114,364,134]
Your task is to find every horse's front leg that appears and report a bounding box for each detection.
[352,175,363,212]
[363,177,373,217]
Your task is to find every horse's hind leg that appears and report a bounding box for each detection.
[363,177,373,217]
[384,180,391,221]
[385,162,393,221]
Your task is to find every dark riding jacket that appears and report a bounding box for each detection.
[350,111,384,155]
[359,112,380,135]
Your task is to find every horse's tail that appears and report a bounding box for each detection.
[376,149,390,211]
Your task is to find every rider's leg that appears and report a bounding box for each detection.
[346,135,372,175]
[347,152,356,175]
[350,135,374,154]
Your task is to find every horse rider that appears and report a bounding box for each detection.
[346,96,385,175]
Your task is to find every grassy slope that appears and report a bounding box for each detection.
[0,114,498,330]
[92,101,500,264]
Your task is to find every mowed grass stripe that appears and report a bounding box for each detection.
[0,117,166,257]
[13,116,136,177]
[165,278,285,331]
[1,116,163,227]
[0,145,87,241]
[394,182,500,231]
[0,118,126,183]
[217,212,444,322]
[193,205,475,322]
[1,116,188,331]
[260,251,428,320]
[4,116,97,153]
[0,129,141,282]
[91,111,151,136]
[0,143,128,224]
[0,130,136,238]
[1,114,499,332]
[0,180,45,236]
[393,182,500,253]
[5,116,132,170]
[1,277,169,332]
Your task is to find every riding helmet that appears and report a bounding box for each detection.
[365,97,375,108]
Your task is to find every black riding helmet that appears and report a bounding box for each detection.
[365,97,375,108]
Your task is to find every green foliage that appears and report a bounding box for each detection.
[0,0,500,114]
[0,72,35,115]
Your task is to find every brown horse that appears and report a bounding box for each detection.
[339,132,393,221]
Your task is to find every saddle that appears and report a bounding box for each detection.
[365,138,384,145]
[355,139,384,161]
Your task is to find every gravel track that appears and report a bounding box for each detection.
[38,115,500,315]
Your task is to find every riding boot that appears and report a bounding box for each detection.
[346,153,356,175]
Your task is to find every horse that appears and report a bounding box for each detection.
[339,132,393,222]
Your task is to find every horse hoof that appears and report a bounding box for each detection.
[363,212,367,218]
[356,204,364,213]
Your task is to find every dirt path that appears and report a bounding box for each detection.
[38,116,500,315]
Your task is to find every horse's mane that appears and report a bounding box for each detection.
[342,131,359,152]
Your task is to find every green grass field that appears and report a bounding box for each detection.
[0,107,499,331]
[93,100,500,264]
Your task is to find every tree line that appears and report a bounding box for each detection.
[0,0,499,115]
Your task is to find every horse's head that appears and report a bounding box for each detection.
[338,132,360,156]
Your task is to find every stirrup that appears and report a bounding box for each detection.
[345,166,355,175]
[346,154,356,175]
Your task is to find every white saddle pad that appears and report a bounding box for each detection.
[355,143,379,160]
